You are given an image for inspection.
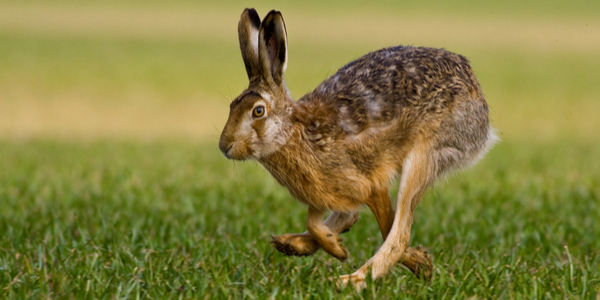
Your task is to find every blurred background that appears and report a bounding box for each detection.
[0,0,598,143]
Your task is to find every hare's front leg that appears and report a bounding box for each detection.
[305,207,350,261]
[271,211,359,257]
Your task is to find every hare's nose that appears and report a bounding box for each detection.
[218,137,233,158]
[223,145,233,158]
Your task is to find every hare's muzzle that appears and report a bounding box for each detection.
[218,135,233,159]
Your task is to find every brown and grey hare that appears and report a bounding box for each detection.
[219,8,497,290]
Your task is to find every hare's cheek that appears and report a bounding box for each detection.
[235,116,256,137]
[251,119,267,138]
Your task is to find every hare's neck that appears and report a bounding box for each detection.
[258,125,319,202]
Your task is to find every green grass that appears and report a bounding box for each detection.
[1,0,600,298]
[1,140,599,298]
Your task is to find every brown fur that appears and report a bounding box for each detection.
[219,8,498,291]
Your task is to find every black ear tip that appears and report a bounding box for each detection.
[243,8,257,15]
[263,10,283,23]
[243,8,261,28]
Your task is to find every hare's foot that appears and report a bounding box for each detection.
[271,233,320,257]
[336,273,366,292]
[270,233,348,260]
[333,246,432,291]
[271,211,358,259]
[323,236,350,262]
[307,207,350,261]
[402,246,433,281]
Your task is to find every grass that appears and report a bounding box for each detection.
[1,140,599,298]
[1,0,599,298]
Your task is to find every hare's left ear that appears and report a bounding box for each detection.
[258,10,288,86]
[238,8,262,81]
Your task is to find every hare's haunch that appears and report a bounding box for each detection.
[219,8,498,291]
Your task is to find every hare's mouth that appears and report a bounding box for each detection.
[222,142,253,161]
[223,145,233,158]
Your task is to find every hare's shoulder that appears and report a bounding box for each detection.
[296,89,401,142]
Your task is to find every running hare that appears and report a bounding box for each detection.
[219,8,497,290]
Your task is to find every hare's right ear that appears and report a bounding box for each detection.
[258,10,288,87]
[238,8,262,81]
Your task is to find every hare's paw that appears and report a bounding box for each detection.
[336,273,366,292]
[403,245,433,281]
[271,234,320,257]
[325,237,350,262]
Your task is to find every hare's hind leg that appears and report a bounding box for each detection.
[366,189,395,241]
[340,145,435,290]
[271,211,359,257]
[366,189,433,280]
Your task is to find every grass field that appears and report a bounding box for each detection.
[1,0,599,298]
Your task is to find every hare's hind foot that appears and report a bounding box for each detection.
[271,233,320,257]
[336,273,367,292]
[403,245,433,281]
[334,246,433,291]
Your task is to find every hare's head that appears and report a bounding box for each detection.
[219,9,294,160]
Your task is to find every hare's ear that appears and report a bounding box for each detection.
[258,10,288,86]
[238,8,262,81]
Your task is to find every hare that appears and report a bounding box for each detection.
[219,8,497,290]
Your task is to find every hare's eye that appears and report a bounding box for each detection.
[252,106,265,118]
